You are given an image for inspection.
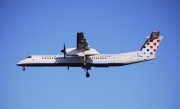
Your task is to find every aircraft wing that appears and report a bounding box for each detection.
[65,32,99,56]
[77,32,90,51]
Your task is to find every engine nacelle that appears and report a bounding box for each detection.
[65,48,100,56]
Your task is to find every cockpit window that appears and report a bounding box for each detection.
[27,56,32,58]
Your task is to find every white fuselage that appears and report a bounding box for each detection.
[17,51,155,67]
[16,31,162,78]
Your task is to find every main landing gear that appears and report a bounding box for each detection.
[79,56,87,66]
[80,56,91,78]
[22,66,25,71]
[86,73,90,78]
[83,67,91,78]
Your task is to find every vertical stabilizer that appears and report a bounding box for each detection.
[140,31,163,56]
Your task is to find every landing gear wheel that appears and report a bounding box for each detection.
[22,67,25,71]
[86,73,90,78]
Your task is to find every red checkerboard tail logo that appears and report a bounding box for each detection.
[140,31,163,56]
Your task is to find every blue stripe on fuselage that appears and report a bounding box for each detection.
[17,63,128,67]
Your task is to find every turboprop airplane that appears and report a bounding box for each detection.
[17,31,163,78]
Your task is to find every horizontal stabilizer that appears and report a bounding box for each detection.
[146,31,160,39]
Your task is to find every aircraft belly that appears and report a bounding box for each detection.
[22,62,129,67]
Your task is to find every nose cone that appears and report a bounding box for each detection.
[17,60,23,66]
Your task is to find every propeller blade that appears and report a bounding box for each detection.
[64,44,66,53]
[64,44,65,51]
[61,44,66,58]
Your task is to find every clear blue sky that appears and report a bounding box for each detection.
[1,0,180,109]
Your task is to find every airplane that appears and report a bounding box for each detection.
[17,31,163,78]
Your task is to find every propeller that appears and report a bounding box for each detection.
[61,44,66,58]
